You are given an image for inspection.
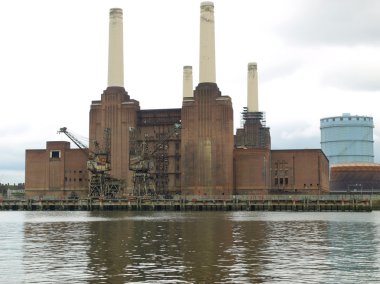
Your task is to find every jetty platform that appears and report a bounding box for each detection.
[0,194,376,211]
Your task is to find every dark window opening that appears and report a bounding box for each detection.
[51,150,60,159]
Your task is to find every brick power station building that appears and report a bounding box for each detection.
[25,3,329,199]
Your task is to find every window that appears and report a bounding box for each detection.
[274,178,278,185]
[50,150,61,159]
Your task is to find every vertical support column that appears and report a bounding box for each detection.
[183,66,193,98]
[108,8,124,87]
[247,62,258,112]
[199,2,216,83]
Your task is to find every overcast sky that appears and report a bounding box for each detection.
[1,0,379,184]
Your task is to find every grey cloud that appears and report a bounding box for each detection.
[0,161,24,171]
[271,135,320,151]
[322,65,380,92]
[269,122,321,150]
[278,0,380,46]
[261,58,303,82]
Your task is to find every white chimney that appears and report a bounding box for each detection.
[199,2,216,83]
[183,66,193,98]
[107,8,124,87]
[247,62,258,112]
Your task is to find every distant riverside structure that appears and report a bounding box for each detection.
[320,113,374,165]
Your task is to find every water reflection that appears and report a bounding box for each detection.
[22,212,92,283]
[86,212,236,283]
[0,212,25,284]
[0,211,379,283]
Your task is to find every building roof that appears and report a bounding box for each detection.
[331,163,380,171]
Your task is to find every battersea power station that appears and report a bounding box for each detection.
[25,3,329,199]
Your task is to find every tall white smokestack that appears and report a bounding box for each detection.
[183,66,193,98]
[108,8,124,87]
[247,62,259,112]
[199,2,216,83]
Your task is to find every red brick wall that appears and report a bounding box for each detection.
[89,86,140,194]
[234,148,271,194]
[270,149,329,193]
[181,83,234,196]
[25,141,88,198]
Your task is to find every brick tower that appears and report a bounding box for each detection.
[181,2,234,196]
[89,8,139,194]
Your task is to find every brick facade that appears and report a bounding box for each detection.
[25,141,88,198]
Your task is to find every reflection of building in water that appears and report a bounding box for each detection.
[25,2,329,198]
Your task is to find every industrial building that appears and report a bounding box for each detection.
[25,2,329,199]
[330,163,380,193]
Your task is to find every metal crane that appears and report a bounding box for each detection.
[129,122,181,196]
[58,127,123,198]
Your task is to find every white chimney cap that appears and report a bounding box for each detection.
[201,2,214,8]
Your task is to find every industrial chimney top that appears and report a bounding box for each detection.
[248,62,257,70]
[110,8,123,14]
[201,2,214,8]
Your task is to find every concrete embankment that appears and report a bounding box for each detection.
[0,194,376,211]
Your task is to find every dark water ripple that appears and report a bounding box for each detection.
[0,211,379,283]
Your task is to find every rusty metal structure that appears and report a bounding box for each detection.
[129,122,181,196]
[58,127,123,198]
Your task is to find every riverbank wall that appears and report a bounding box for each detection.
[0,195,376,212]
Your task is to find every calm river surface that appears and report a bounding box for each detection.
[0,211,380,283]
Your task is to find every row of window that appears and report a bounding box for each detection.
[65,177,86,183]
[274,179,319,188]
[273,170,288,176]
[274,178,289,185]
[65,170,84,174]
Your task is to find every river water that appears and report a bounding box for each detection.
[0,211,379,283]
